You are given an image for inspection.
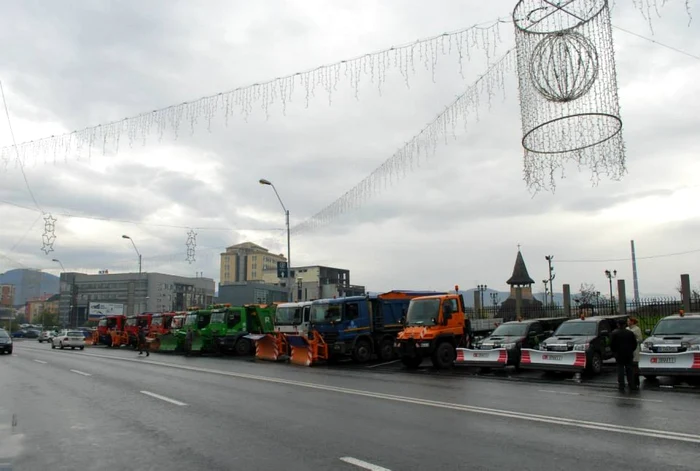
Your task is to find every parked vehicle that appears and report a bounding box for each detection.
[248,301,310,361]
[157,312,188,352]
[147,312,177,351]
[0,329,12,354]
[456,317,567,370]
[125,314,153,348]
[38,330,56,343]
[639,311,700,381]
[96,315,128,347]
[394,287,472,370]
[520,315,628,374]
[51,329,86,350]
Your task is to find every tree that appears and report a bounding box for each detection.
[40,311,59,328]
[14,313,27,324]
[576,283,602,305]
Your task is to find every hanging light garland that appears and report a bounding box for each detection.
[292,50,516,235]
[0,20,507,171]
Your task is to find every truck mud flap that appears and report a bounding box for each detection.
[158,334,178,352]
[246,334,286,361]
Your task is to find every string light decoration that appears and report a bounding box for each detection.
[292,50,516,235]
[513,0,626,193]
[628,0,694,30]
[185,230,197,264]
[0,20,506,170]
[41,213,57,254]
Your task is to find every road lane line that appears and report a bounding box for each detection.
[538,389,581,396]
[31,348,699,444]
[595,394,663,403]
[366,360,401,369]
[340,457,391,471]
[70,369,92,377]
[140,391,188,406]
[32,359,47,364]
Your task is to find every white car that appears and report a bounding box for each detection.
[38,331,56,343]
[51,330,86,350]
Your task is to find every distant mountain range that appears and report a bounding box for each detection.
[0,269,60,306]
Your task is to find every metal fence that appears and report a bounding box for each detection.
[467,297,698,333]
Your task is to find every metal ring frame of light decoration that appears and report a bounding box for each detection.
[512,0,624,190]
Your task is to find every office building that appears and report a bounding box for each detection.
[220,242,287,285]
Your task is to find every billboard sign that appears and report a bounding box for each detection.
[88,302,124,319]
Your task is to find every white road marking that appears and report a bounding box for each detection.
[70,369,92,377]
[140,391,188,406]
[32,359,47,364]
[340,457,392,471]
[538,389,581,396]
[26,348,698,444]
[596,394,663,403]
[366,360,400,369]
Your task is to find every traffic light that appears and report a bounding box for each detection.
[277,261,288,278]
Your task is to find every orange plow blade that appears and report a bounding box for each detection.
[256,334,285,361]
[288,331,328,367]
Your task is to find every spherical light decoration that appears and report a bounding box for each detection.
[529,31,599,103]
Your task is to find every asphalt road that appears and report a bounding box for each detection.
[3,343,700,471]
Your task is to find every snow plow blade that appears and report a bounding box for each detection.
[246,333,287,361]
[158,334,178,352]
[288,331,328,367]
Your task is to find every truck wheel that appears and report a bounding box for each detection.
[377,339,395,362]
[352,339,372,364]
[431,342,455,370]
[401,356,422,369]
[643,375,657,381]
[589,352,602,375]
[234,338,252,356]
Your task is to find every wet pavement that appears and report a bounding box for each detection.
[2,341,699,470]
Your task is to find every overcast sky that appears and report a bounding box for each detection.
[0,0,698,298]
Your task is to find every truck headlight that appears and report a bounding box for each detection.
[573,344,588,351]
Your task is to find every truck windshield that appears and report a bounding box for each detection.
[172,317,184,329]
[210,312,225,324]
[106,318,117,328]
[276,306,301,325]
[406,299,439,326]
[554,321,597,336]
[126,318,137,326]
[310,303,342,323]
[185,315,197,326]
[98,319,107,327]
[653,318,700,335]
[151,316,163,326]
[491,324,528,336]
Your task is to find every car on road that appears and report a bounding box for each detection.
[51,330,86,350]
[0,329,12,354]
[520,315,627,375]
[640,311,700,382]
[38,330,56,343]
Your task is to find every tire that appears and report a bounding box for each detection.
[71,347,75,350]
[377,339,395,362]
[352,339,372,364]
[7,348,11,354]
[401,356,422,369]
[80,346,84,350]
[643,375,657,381]
[234,338,252,356]
[51,343,56,349]
[431,342,455,370]
[60,342,64,350]
[589,352,602,375]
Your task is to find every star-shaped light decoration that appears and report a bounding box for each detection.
[185,230,197,264]
[41,213,57,254]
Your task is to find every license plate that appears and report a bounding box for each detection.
[657,346,676,353]
[651,357,676,364]
[543,354,563,361]
[473,352,490,358]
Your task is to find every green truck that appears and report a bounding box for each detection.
[173,304,276,355]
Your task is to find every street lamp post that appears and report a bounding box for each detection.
[52,258,66,328]
[489,292,499,306]
[542,279,549,307]
[605,269,617,313]
[122,235,142,274]
[477,284,487,315]
[259,178,292,302]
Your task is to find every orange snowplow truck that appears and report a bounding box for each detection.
[394,286,467,370]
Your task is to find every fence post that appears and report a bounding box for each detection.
[473,291,481,318]
[617,279,627,316]
[515,287,523,319]
[563,284,571,317]
[681,274,691,312]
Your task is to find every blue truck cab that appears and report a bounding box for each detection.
[310,291,445,364]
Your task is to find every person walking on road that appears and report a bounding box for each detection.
[611,319,638,391]
[138,325,150,357]
[627,317,643,388]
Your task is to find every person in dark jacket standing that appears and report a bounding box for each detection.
[611,319,637,391]
[138,325,150,357]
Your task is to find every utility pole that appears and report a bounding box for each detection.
[542,279,549,307]
[630,240,640,303]
[545,255,555,306]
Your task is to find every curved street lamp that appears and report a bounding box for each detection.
[122,235,142,274]
[259,178,292,302]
